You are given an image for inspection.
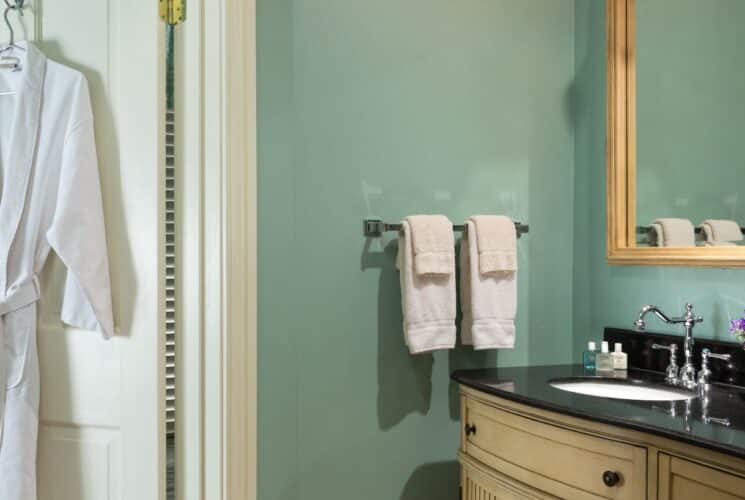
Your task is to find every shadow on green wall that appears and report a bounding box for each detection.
[400,461,460,500]
[448,345,499,421]
[364,238,434,430]
[364,238,501,430]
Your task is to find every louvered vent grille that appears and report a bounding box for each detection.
[165,105,176,437]
[164,19,179,500]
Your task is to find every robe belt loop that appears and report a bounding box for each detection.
[0,277,41,316]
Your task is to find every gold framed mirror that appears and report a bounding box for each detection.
[607,0,745,267]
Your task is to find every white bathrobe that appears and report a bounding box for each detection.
[0,42,114,500]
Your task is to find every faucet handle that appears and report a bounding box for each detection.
[652,343,679,383]
[697,348,732,388]
[684,303,704,323]
[652,343,678,354]
[703,349,732,363]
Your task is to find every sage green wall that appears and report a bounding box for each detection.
[258,1,576,498]
[573,0,745,359]
[636,0,745,227]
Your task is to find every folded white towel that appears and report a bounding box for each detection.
[460,221,516,350]
[405,215,455,276]
[396,221,456,354]
[701,219,743,244]
[649,218,695,247]
[469,215,517,274]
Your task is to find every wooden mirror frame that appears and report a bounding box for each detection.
[606,0,745,267]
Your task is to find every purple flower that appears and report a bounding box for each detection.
[731,318,745,333]
[730,314,745,345]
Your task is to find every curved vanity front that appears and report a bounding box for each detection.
[452,365,745,500]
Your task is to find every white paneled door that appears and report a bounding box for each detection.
[8,3,163,500]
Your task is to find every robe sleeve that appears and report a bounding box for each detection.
[46,114,115,339]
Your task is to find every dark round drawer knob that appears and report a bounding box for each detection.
[602,470,620,487]
[464,423,477,436]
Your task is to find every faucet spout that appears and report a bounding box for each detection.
[634,303,703,389]
[634,305,673,331]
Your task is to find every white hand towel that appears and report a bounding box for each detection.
[470,215,517,274]
[701,219,743,245]
[396,221,456,354]
[649,218,695,247]
[405,215,456,276]
[460,221,516,350]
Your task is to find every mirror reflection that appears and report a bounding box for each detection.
[636,0,745,248]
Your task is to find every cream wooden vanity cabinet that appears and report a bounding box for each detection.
[458,386,745,500]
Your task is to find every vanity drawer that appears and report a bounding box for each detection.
[658,453,745,500]
[463,397,647,500]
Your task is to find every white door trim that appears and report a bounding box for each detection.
[180,0,257,498]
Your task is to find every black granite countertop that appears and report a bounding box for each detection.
[451,365,745,460]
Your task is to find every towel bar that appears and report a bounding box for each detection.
[636,226,745,235]
[636,225,745,245]
[363,219,529,238]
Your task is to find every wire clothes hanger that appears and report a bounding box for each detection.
[1,0,25,49]
[0,0,23,94]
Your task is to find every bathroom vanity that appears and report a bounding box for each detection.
[453,365,745,499]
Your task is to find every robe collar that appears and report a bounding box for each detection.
[0,42,46,294]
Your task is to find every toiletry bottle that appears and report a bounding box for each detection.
[596,341,613,372]
[612,343,628,371]
[583,341,597,371]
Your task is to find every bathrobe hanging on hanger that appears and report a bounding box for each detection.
[0,42,114,500]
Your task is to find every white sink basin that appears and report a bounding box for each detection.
[550,378,696,401]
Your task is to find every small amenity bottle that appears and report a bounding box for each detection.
[596,341,613,372]
[612,343,628,371]
[583,341,597,371]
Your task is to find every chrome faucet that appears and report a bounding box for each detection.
[634,303,703,389]
[651,343,679,383]
[697,348,732,389]
[699,352,733,425]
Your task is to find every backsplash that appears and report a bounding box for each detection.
[604,328,745,387]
